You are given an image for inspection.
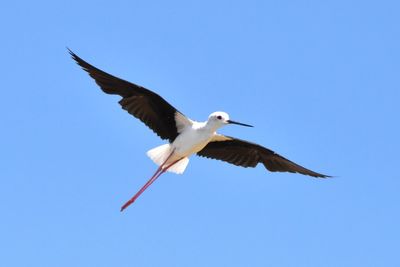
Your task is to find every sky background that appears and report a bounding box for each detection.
[1,0,400,266]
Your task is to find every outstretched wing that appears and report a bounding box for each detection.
[197,135,329,178]
[69,49,188,142]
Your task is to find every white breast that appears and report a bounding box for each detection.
[172,123,214,157]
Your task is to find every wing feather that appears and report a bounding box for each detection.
[197,135,329,178]
[69,49,184,142]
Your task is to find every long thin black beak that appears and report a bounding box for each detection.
[227,120,253,127]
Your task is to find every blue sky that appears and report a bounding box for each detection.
[1,0,400,266]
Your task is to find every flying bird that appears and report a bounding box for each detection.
[69,49,329,211]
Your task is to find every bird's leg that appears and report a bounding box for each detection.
[120,151,182,212]
[120,166,163,212]
[133,158,182,196]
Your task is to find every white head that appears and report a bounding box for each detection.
[207,111,253,129]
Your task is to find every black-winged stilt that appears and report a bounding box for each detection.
[69,49,329,212]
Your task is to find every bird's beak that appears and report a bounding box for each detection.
[227,120,253,127]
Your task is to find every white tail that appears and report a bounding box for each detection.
[146,144,189,174]
[167,157,189,174]
[147,144,172,165]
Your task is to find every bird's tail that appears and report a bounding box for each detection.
[146,144,189,174]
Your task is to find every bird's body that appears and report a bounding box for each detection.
[69,49,330,211]
[169,126,209,161]
[169,119,211,162]
[147,112,243,174]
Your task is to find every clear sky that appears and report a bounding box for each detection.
[1,0,399,266]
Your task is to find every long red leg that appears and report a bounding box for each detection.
[120,166,163,212]
[120,153,182,212]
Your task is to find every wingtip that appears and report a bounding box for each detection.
[311,172,333,178]
[66,47,74,56]
[67,48,91,73]
[67,47,79,61]
[317,175,330,179]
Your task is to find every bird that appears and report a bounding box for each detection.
[69,49,329,212]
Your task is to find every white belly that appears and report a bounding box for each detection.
[147,124,216,174]
[172,128,213,157]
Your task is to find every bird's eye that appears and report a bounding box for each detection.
[217,115,222,120]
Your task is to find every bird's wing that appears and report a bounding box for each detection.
[197,135,329,178]
[69,49,190,142]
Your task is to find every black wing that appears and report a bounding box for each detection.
[197,136,329,178]
[69,49,182,142]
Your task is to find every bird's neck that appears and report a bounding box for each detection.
[203,120,221,133]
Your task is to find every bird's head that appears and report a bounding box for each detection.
[207,111,253,129]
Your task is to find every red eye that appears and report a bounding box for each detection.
[217,115,222,120]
